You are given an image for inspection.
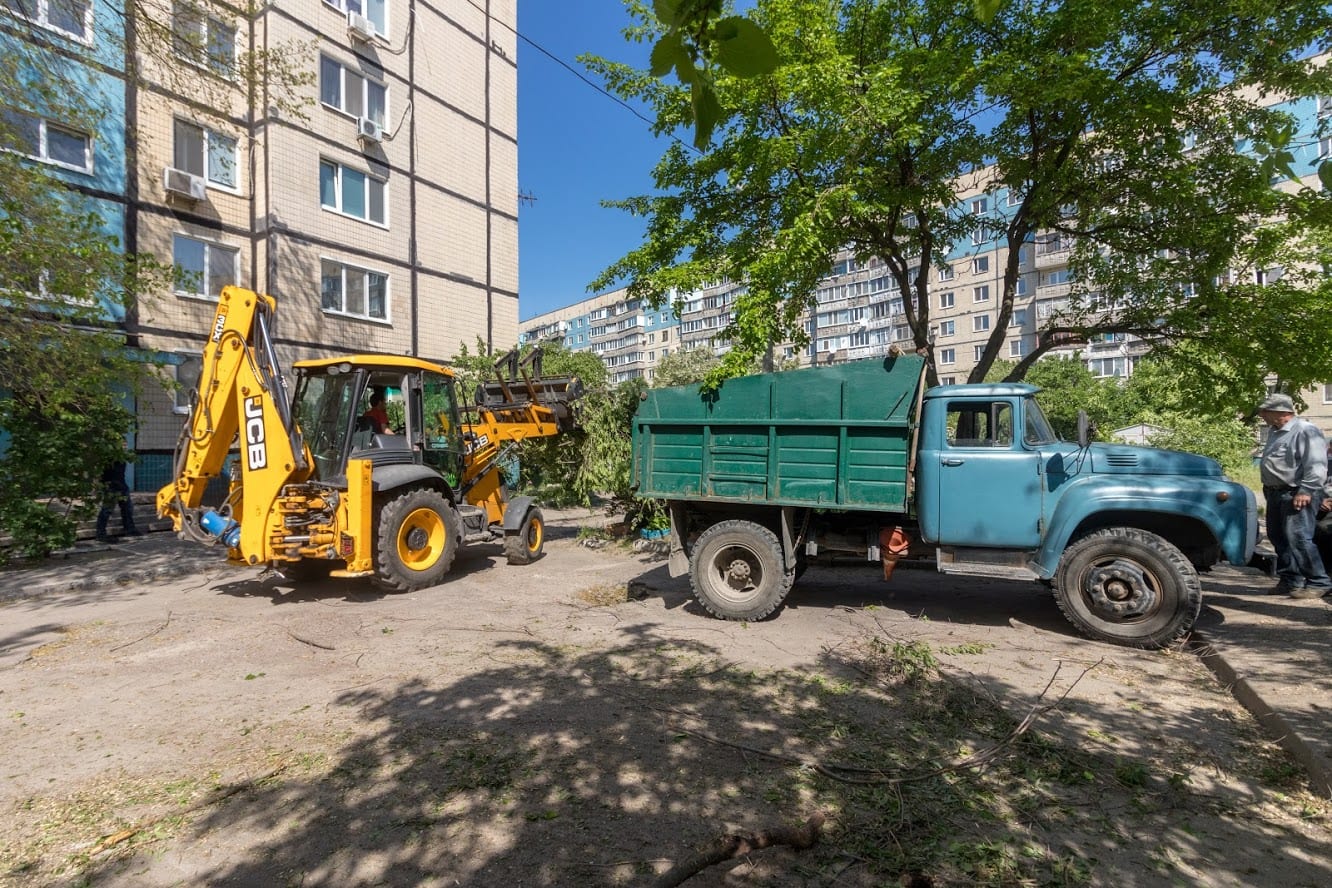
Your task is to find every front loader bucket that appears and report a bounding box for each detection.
[475,347,586,431]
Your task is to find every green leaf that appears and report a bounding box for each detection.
[691,79,723,149]
[711,16,778,78]
[653,0,681,27]
[973,0,1005,22]
[1320,160,1332,191]
[650,32,687,78]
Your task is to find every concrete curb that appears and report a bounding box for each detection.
[1192,630,1332,799]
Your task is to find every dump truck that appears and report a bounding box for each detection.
[631,352,1258,648]
[157,285,582,591]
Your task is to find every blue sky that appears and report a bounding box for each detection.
[515,2,668,321]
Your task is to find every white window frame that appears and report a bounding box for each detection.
[972,256,989,274]
[971,228,986,246]
[939,291,955,309]
[973,285,990,303]
[1,109,92,173]
[937,266,954,282]
[1319,95,1332,120]
[939,348,956,365]
[3,0,92,42]
[974,344,986,361]
[1010,308,1027,327]
[172,232,237,300]
[1323,383,1332,404]
[973,314,990,333]
[320,54,388,126]
[939,320,955,337]
[320,257,390,322]
[1006,189,1022,207]
[971,197,988,215]
[324,0,388,35]
[172,118,238,190]
[172,2,237,77]
[320,158,388,226]
[1009,338,1025,357]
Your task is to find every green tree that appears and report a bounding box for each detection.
[589,0,1332,389]
[652,347,721,387]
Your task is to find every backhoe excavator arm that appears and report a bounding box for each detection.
[156,286,311,561]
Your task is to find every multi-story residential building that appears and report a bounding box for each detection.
[5,1,518,489]
[520,286,681,384]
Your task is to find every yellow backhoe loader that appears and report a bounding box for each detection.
[157,285,582,591]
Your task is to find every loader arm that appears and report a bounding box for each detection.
[156,286,311,561]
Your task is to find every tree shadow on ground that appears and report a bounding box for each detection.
[82,622,1332,887]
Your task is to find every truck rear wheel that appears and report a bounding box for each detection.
[374,488,460,592]
[504,506,545,565]
[1053,527,1201,649]
[689,519,792,621]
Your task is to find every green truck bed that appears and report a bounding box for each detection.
[632,354,926,512]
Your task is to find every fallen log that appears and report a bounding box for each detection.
[651,811,826,888]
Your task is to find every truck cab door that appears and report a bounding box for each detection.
[921,398,1043,548]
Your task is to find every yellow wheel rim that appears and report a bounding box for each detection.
[526,517,543,554]
[396,507,447,570]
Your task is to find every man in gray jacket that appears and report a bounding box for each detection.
[1258,393,1330,599]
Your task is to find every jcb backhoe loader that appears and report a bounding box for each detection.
[156,285,583,591]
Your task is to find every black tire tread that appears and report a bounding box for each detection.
[1053,526,1201,649]
[504,507,544,565]
[373,488,459,593]
[689,519,792,621]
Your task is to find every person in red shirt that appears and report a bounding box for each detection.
[363,389,393,434]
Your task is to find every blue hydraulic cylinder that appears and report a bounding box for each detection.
[199,510,241,548]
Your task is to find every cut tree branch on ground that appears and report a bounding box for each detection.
[651,812,826,888]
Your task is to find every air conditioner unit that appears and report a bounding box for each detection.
[357,116,384,143]
[163,167,206,201]
[347,11,375,42]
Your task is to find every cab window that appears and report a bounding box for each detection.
[946,401,1013,448]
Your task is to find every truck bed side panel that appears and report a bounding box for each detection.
[634,355,925,512]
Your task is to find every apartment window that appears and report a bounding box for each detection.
[1015,277,1027,297]
[173,119,236,188]
[1,108,90,172]
[1043,268,1074,287]
[320,55,387,125]
[1319,96,1332,119]
[937,266,954,282]
[1006,189,1022,207]
[971,228,986,246]
[3,0,91,40]
[173,2,236,76]
[939,291,955,309]
[1323,383,1332,404]
[971,197,988,215]
[1010,307,1027,327]
[973,285,990,303]
[1009,338,1025,357]
[939,348,956,365]
[320,159,386,225]
[321,258,388,320]
[325,0,387,34]
[173,234,237,299]
[1016,248,1028,269]
[974,344,986,361]
[1321,136,1332,159]
[939,320,955,337]
[973,314,990,333]
[662,329,670,342]
[940,376,956,385]
[972,256,989,274]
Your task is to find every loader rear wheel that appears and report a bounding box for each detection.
[504,506,545,565]
[374,488,460,592]
[689,519,792,621]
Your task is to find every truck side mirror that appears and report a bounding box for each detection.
[1077,410,1090,448]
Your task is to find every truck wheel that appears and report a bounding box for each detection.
[690,520,792,621]
[504,506,545,565]
[374,488,460,592]
[1053,527,1201,649]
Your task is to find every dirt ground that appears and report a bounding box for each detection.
[1,510,1329,887]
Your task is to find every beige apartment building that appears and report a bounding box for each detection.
[127,0,517,487]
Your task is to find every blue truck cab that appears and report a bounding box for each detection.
[632,355,1259,649]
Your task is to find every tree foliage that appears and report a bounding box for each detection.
[589,0,1332,393]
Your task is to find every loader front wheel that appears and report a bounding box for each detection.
[504,506,545,565]
[689,519,792,621]
[374,488,460,592]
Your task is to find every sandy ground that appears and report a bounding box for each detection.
[0,510,1328,886]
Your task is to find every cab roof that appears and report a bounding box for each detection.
[294,354,455,376]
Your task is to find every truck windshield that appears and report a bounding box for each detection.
[1024,398,1059,445]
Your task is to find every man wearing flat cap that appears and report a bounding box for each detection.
[1258,392,1330,598]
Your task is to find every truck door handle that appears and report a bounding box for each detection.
[941,457,964,466]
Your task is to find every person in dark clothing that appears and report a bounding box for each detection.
[1258,393,1329,599]
[96,461,140,543]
